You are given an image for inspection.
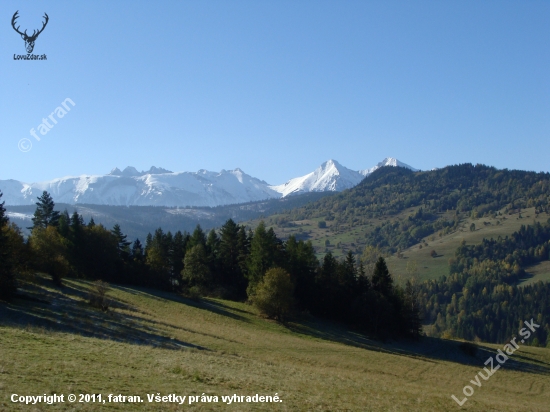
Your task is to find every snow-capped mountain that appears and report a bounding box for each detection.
[270,157,417,197]
[359,157,418,176]
[0,158,418,207]
[0,168,280,207]
[269,160,364,197]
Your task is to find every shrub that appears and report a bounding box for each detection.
[430,250,437,258]
[88,280,110,311]
[187,286,202,301]
[318,221,327,229]
[251,267,294,322]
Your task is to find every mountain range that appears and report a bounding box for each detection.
[0,157,417,207]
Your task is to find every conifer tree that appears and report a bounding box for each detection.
[58,210,70,238]
[31,191,60,229]
[0,191,17,299]
[371,257,393,297]
[219,219,247,297]
[246,221,282,296]
[182,244,210,290]
[131,239,144,261]
[111,224,130,254]
[206,229,221,284]
[188,224,206,249]
[169,231,186,290]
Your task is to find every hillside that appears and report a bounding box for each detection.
[1,275,549,411]
[5,192,331,240]
[253,164,550,279]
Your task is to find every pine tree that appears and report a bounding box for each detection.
[285,235,318,310]
[0,191,17,299]
[169,231,186,290]
[188,224,206,249]
[219,219,247,297]
[206,229,221,284]
[403,279,422,338]
[341,250,357,289]
[131,239,144,261]
[58,210,70,238]
[31,191,60,229]
[371,257,393,297]
[111,224,131,256]
[246,221,281,296]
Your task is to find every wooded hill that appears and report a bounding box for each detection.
[254,164,550,346]
[267,163,550,255]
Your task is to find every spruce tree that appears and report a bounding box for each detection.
[31,191,60,229]
[0,191,17,300]
[111,224,131,256]
[246,221,281,296]
[371,257,393,297]
[170,231,186,289]
[189,224,207,249]
[219,219,246,297]
[131,239,144,261]
[58,210,70,238]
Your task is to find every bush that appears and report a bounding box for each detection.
[318,221,327,229]
[430,250,437,258]
[459,341,478,357]
[88,280,110,311]
[251,267,294,322]
[187,285,202,301]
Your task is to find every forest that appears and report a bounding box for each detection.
[421,221,550,345]
[2,163,550,347]
[0,191,421,340]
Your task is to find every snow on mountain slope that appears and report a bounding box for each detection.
[0,168,280,207]
[359,157,418,176]
[270,160,364,197]
[0,158,418,207]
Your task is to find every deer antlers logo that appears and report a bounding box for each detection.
[11,11,49,53]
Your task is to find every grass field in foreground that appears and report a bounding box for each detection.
[1,275,549,411]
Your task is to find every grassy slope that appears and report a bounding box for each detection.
[387,207,550,282]
[255,206,550,284]
[1,276,549,411]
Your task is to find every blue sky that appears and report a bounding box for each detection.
[1,1,548,184]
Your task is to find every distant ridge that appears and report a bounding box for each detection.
[0,158,418,207]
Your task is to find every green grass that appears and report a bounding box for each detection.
[255,206,550,283]
[386,207,550,282]
[255,206,430,259]
[1,275,550,411]
[520,260,550,286]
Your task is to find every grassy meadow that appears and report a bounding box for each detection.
[1,275,549,411]
[387,207,550,283]
[256,207,550,284]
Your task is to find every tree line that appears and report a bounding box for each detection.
[0,191,421,339]
[419,221,550,347]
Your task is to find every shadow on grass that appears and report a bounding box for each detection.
[515,272,535,285]
[114,284,250,323]
[0,277,208,351]
[287,317,550,376]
